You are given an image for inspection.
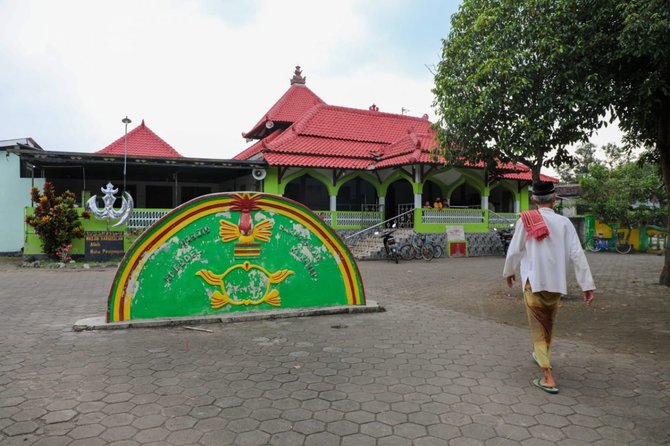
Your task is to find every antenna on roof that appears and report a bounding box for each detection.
[401,107,410,115]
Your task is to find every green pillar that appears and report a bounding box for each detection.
[263,167,280,195]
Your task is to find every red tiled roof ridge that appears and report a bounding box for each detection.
[380,132,438,160]
[288,104,432,145]
[263,131,384,159]
[242,85,325,138]
[268,150,373,161]
[97,120,183,158]
[314,104,430,123]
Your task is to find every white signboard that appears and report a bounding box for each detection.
[446,225,466,241]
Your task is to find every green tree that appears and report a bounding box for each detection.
[602,143,631,169]
[433,0,607,182]
[580,160,667,235]
[434,0,670,285]
[25,182,88,259]
[556,142,601,183]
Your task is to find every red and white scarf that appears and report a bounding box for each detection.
[520,210,549,241]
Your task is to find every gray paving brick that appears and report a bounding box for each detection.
[270,430,306,446]
[305,431,340,446]
[101,413,135,427]
[2,420,39,436]
[361,421,393,437]
[68,423,106,439]
[0,256,667,446]
[165,428,202,445]
[70,438,106,446]
[133,426,169,443]
[100,426,138,442]
[199,429,236,446]
[287,420,321,439]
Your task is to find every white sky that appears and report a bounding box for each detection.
[0,0,622,168]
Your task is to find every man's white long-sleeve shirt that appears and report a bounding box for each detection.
[502,208,596,295]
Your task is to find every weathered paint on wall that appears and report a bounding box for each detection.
[0,151,45,253]
[107,193,365,322]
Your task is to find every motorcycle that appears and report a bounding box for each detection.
[376,228,399,263]
[493,225,514,255]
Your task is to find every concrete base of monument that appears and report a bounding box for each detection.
[73,301,384,331]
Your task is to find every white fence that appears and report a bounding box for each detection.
[126,209,170,230]
[335,211,383,227]
[421,208,485,225]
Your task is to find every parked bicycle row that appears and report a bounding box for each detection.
[377,229,444,263]
[585,232,632,254]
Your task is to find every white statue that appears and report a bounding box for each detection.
[86,182,134,227]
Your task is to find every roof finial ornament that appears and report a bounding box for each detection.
[369,104,379,112]
[290,66,306,85]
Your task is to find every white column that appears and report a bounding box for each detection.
[330,195,337,212]
[481,195,489,210]
[378,196,385,212]
[514,200,520,213]
[414,193,422,209]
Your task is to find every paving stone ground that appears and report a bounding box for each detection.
[0,253,668,445]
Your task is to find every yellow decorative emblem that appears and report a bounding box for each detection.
[219,194,273,249]
[196,261,294,309]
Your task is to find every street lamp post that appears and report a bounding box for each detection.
[122,116,131,192]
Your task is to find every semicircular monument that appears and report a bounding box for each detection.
[107,193,365,322]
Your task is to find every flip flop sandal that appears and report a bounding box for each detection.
[532,376,559,394]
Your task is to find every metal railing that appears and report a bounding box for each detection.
[126,209,171,230]
[312,210,383,228]
[344,208,416,240]
[488,211,518,228]
[312,211,333,226]
[335,211,383,227]
[421,208,486,225]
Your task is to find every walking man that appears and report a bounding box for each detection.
[503,181,595,394]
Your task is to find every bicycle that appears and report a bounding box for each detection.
[615,230,633,254]
[425,234,444,259]
[585,231,632,254]
[399,234,434,261]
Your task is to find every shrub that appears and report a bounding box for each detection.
[25,182,88,259]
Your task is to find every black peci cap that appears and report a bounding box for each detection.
[531,181,555,196]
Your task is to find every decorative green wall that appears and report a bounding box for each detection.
[107,193,365,322]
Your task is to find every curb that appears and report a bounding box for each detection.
[73,300,384,331]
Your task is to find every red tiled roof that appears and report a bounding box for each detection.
[374,132,440,167]
[233,130,283,160]
[500,171,559,182]
[496,163,559,182]
[233,73,559,183]
[242,85,325,139]
[238,104,434,164]
[294,104,432,143]
[265,123,388,155]
[264,152,371,169]
[97,120,182,158]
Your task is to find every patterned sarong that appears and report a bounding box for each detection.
[524,281,561,369]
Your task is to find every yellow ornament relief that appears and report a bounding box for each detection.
[196,261,294,309]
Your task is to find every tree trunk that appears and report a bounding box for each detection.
[531,159,543,183]
[657,111,670,286]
